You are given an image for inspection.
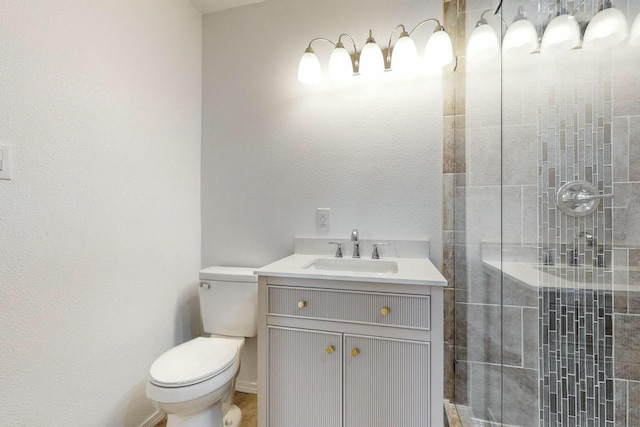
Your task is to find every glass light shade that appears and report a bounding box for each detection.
[297,50,321,85]
[328,46,354,80]
[391,34,418,73]
[425,29,454,67]
[359,40,385,76]
[540,14,581,54]
[467,23,500,63]
[583,8,628,50]
[631,12,640,46]
[503,19,538,56]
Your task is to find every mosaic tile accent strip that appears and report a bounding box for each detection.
[537,39,615,427]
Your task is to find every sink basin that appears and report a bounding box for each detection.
[303,258,399,274]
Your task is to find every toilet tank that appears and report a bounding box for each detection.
[199,266,258,337]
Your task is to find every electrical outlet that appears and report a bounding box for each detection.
[316,208,330,230]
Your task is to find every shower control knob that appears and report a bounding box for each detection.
[199,282,210,290]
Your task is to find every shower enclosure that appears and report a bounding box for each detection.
[451,0,640,425]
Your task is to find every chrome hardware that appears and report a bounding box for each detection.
[297,300,307,309]
[351,229,360,258]
[326,345,335,355]
[351,348,360,357]
[199,282,211,290]
[581,231,596,248]
[380,307,390,316]
[556,180,614,217]
[328,241,343,258]
[567,248,579,266]
[542,248,554,266]
[372,242,388,259]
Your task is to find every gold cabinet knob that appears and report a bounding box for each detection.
[380,307,390,316]
[351,348,360,357]
[326,345,335,355]
[297,300,307,309]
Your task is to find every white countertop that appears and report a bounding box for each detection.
[255,253,447,287]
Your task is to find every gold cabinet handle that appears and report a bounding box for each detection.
[380,307,390,316]
[297,300,307,309]
[326,345,335,355]
[351,348,360,357]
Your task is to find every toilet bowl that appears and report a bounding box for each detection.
[146,267,258,427]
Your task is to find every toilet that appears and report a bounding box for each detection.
[146,266,258,427]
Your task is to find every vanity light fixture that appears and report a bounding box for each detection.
[297,43,324,85]
[358,30,385,76]
[387,25,418,73]
[583,1,628,50]
[502,6,538,56]
[424,22,454,68]
[467,9,501,63]
[328,34,358,81]
[466,1,640,61]
[631,12,640,47]
[297,18,454,84]
[387,19,453,73]
[540,12,581,54]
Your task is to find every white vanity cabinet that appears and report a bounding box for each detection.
[257,276,444,427]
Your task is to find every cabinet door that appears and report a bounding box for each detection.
[344,334,431,427]
[267,326,342,427]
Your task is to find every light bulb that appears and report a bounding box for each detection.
[359,30,385,76]
[631,12,640,46]
[583,7,628,50]
[541,14,581,54]
[297,48,321,85]
[328,43,354,80]
[503,17,538,56]
[467,21,500,63]
[391,32,417,73]
[425,28,454,68]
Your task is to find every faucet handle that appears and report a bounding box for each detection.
[372,242,388,259]
[328,241,343,258]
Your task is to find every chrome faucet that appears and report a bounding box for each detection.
[542,248,554,266]
[582,231,596,248]
[351,229,360,258]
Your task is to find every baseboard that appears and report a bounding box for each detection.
[235,379,258,394]
[139,410,165,427]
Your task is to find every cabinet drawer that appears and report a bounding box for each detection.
[268,286,430,330]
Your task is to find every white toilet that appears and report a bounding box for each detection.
[146,266,258,427]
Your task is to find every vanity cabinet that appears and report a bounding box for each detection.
[258,276,443,427]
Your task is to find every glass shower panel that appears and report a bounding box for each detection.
[454,0,505,424]
[455,0,640,425]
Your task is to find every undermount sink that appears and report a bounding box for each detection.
[303,258,399,274]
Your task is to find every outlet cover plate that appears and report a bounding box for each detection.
[316,208,330,230]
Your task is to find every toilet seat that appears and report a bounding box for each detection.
[149,337,240,388]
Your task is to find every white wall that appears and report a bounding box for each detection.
[0,1,202,426]
[201,0,444,269]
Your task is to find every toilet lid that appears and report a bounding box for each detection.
[149,337,238,387]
